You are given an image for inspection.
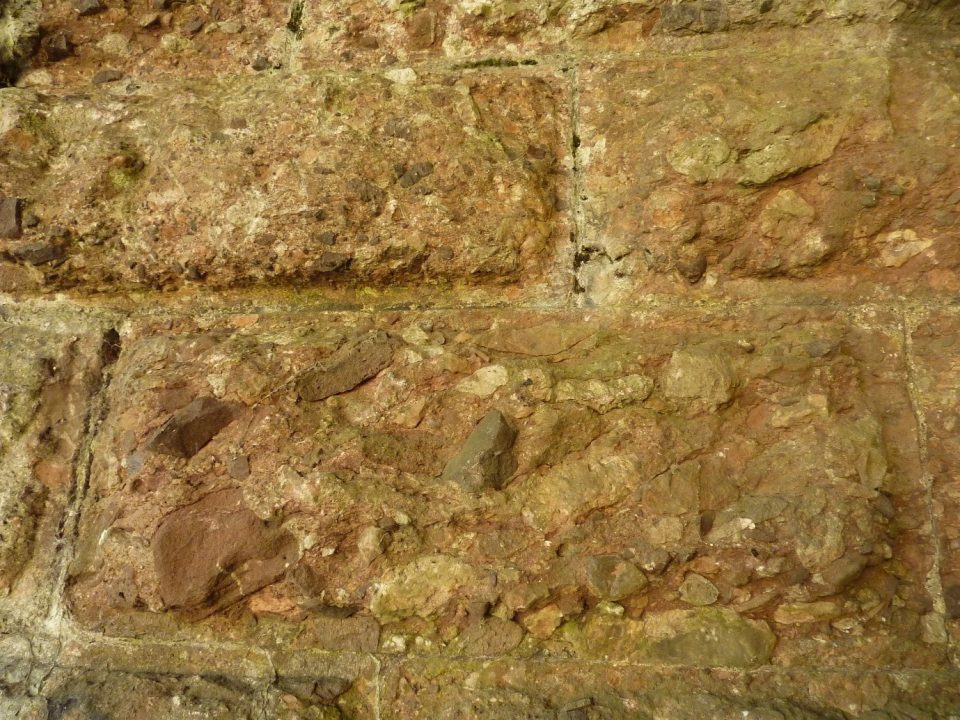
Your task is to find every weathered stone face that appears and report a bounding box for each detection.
[56,306,936,670]
[1,0,958,716]
[908,307,960,659]
[0,69,569,296]
[379,659,960,719]
[575,49,960,301]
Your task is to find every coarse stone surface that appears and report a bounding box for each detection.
[576,31,960,302]
[0,69,569,298]
[58,307,940,671]
[0,1,958,716]
[0,303,117,631]
[908,306,960,665]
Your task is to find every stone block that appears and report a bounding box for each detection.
[577,47,960,301]
[0,70,570,300]
[65,306,937,668]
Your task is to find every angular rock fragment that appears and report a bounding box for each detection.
[41,31,73,61]
[678,573,719,606]
[148,396,235,459]
[91,68,122,84]
[475,324,595,357]
[584,556,648,601]
[370,554,477,622]
[554,375,652,413]
[0,198,22,239]
[397,161,434,188]
[296,332,394,402]
[658,0,730,33]
[151,488,298,615]
[662,346,737,406]
[442,409,517,491]
[72,0,104,16]
[7,240,64,266]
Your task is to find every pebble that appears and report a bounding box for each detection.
[398,162,435,188]
[92,69,124,84]
[585,556,648,601]
[675,251,707,283]
[0,197,23,239]
[441,409,517,491]
[227,455,250,480]
[8,241,64,265]
[147,396,235,459]
[679,573,719,606]
[182,16,205,36]
[42,32,73,61]
[73,0,105,16]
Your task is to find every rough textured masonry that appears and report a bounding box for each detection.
[1,1,960,718]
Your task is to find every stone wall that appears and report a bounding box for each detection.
[1,1,960,718]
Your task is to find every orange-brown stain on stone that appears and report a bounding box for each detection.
[151,488,298,618]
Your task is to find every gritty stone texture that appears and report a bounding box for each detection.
[0,70,570,298]
[0,1,958,715]
[57,307,938,670]
[0,0,39,82]
[909,307,960,664]
[0,305,115,628]
[576,38,960,301]
[381,660,960,719]
[0,197,22,238]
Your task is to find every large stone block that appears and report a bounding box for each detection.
[15,0,925,88]
[0,67,570,299]
[0,303,117,628]
[65,306,937,668]
[16,0,295,86]
[576,44,960,301]
[297,1,915,67]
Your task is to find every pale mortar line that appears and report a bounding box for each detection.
[43,621,960,678]
[374,653,383,720]
[12,288,960,321]
[900,301,951,655]
[42,322,123,649]
[79,295,954,323]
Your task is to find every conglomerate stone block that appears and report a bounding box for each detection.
[1,2,958,716]
[30,639,380,720]
[64,306,940,670]
[576,39,960,302]
[14,0,937,88]
[0,68,570,299]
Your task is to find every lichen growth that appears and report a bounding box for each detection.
[0,0,40,85]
